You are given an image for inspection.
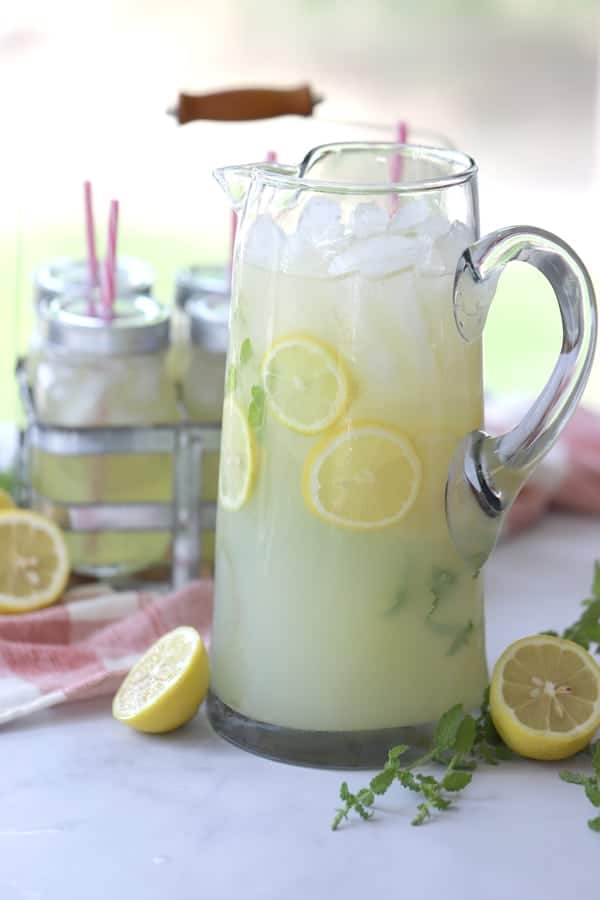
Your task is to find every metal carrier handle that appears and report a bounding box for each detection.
[15,358,221,589]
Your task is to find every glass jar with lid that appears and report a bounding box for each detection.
[169,265,229,379]
[32,294,178,577]
[28,257,155,384]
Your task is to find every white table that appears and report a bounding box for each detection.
[1,514,599,900]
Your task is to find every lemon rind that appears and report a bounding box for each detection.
[218,398,256,512]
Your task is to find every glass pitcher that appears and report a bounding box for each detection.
[208,143,597,768]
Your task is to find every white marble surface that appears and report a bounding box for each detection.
[1,514,599,900]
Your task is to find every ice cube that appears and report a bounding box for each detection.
[329,234,420,279]
[243,214,286,270]
[349,202,388,239]
[282,233,327,277]
[426,212,454,238]
[454,266,501,340]
[297,197,344,246]
[388,198,432,233]
[434,221,474,271]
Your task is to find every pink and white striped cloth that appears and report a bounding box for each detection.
[0,580,212,726]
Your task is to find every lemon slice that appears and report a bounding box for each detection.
[0,510,69,613]
[490,634,600,761]
[262,334,349,434]
[113,626,210,734]
[303,422,422,530]
[218,398,256,511]
[0,488,15,511]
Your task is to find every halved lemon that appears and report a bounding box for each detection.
[490,634,600,761]
[262,334,349,434]
[218,398,256,511]
[113,626,209,734]
[0,488,15,511]
[0,510,69,613]
[303,422,422,530]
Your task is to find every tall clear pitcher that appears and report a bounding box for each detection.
[208,143,597,767]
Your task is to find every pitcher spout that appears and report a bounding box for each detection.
[213,162,300,212]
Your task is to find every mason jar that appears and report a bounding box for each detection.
[168,265,229,378]
[181,288,230,568]
[32,294,178,577]
[28,257,155,384]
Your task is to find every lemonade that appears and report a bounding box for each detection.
[210,193,488,734]
[31,296,178,576]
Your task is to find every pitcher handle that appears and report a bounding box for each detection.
[446,225,597,570]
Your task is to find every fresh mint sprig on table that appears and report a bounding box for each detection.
[333,703,491,830]
[333,563,600,832]
[544,562,600,654]
[332,694,510,831]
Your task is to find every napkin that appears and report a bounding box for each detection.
[0,580,212,726]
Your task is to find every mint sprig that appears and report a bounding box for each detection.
[332,704,476,830]
[561,562,600,653]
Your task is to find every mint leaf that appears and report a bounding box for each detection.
[411,803,431,826]
[370,768,396,795]
[453,715,476,755]
[558,562,600,652]
[589,816,600,832]
[560,771,587,786]
[447,620,474,656]
[434,704,464,751]
[585,781,600,808]
[225,365,238,394]
[240,338,253,366]
[429,568,457,616]
[443,771,472,792]
[385,587,408,616]
[248,385,266,431]
[388,744,409,762]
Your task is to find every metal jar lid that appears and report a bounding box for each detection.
[188,293,230,353]
[174,265,230,310]
[41,295,170,356]
[34,256,155,309]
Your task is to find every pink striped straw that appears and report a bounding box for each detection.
[83,181,99,315]
[102,199,119,320]
[228,210,237,280]
[390,120,408,213]
[266,150,278,163]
